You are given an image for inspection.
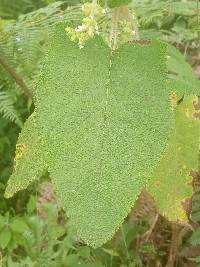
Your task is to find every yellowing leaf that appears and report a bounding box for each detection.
[4,113,48,198]
[147,96,200,221]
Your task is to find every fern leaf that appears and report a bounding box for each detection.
[4,112,48,198]
[0,91,23,127]
[147,96,200,221]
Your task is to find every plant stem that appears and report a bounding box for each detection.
[109,5,139,50]
[109,7,120,50]
[0,54,33,100]
[197,0,200,39]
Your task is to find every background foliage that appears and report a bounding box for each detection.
[0,0,200,266]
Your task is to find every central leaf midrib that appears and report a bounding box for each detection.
[99,49,114,177]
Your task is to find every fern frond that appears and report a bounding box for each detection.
[0,91,23,127]
[0,0,46,19]
[0,2,83,96]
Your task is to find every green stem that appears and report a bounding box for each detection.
[109,5,139,50]
[109,7,120,50]
[197,0,200,39]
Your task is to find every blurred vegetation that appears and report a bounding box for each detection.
[0,0,200,266]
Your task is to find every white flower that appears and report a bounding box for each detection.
[79,44,84,49]
[95,24,99,32]
[16,37,21,42]
[102,8,108,14]
[75,25,83,32]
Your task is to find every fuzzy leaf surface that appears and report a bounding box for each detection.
[35,25,175,247]
[4,113,48,198]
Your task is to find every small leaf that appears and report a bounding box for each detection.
[0,215,5,230]
[78,246,91,258]
[102,248,119,257]
[10,218,29,233]
[190,228,200,246]
[190,256,200,263]
[0,228,11,249]
[65,254,79,265]
[26,195,36,214]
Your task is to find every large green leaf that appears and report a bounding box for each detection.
[35,25,175,247]
[5,24,200,247]
[147,96,200,221]
[4,113,48,198]
[167,44,200,97]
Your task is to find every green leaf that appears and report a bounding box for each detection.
[26,195,37,214]
[10,218,29,233]
[4,113,48,198]
[0,228,11,249]
[107,0,132,8]
[190,256,200,264]
[167,44,200,97]
[0,215,5,230]
[78,246,91,258]
[191,187,200,223]
[102,248,119,257]
[147,96,200,221]
[190,228,200,246]
[65,254,79,265]
[7,23,200,247]
[35,25,174,247]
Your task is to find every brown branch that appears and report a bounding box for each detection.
[165,223,179,267]
[0,54,33,100]
[143,213,159,242]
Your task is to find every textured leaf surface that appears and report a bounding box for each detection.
[35,25,175,247]
[147,96,200,221]
[4,113,48,198]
